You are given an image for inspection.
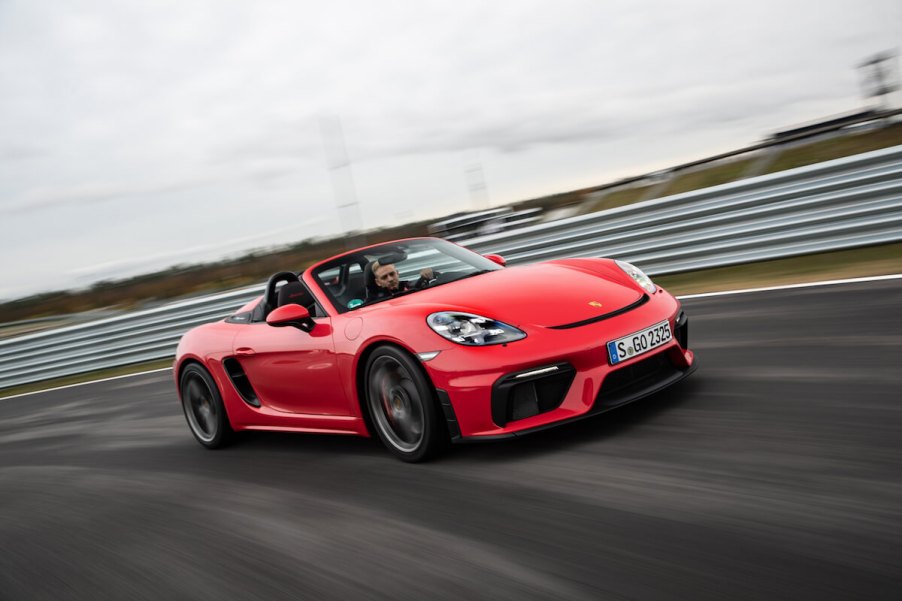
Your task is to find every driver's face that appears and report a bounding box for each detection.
[374,263,400,290]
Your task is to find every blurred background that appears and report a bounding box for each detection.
[2,4,902,600]
[1,0,900,307]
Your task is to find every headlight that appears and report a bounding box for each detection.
[616,260,657,294]
[427,312,526,346]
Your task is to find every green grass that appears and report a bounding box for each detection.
[3,241,899,399]
[575,123,902,218]
[583,185,656,213]
[654,241,902,296]
[662,157,755,196]
[765,122,902,174]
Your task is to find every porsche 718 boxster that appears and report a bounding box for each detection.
[175,237,696,461]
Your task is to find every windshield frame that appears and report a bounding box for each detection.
[308,238,504,314]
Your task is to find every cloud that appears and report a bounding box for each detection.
[0,0,897,300]
[0,142,48,161]
[2,177,215,215]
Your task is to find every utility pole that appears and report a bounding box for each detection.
[857,50,900,110]
[464,157,490,211]
[319,115,365,248]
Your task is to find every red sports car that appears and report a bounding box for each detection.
[175,237,695,461]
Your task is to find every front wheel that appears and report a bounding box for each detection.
[365,346,447,462]
[179,363,234,449]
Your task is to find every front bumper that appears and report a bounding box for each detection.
[424,290,695,439]
[458,354,697,442]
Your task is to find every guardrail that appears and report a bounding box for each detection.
[2,144,902,390]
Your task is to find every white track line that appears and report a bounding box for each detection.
[4,272,901,400]
[1,367,173,401]
[676,273,902,300]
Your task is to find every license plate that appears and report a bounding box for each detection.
[607,320,672,365]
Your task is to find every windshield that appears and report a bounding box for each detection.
[311,238,503,313]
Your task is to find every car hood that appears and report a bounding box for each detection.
[385,261,644,328]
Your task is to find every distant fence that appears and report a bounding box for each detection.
[2,144,901,390]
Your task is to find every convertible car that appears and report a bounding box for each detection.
[175,237,695,461]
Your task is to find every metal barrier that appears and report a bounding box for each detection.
[2,144,901,389]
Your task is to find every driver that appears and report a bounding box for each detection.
[371,261,434,299]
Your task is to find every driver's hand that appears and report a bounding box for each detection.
[420,268,434,280]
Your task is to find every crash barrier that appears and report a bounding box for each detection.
[2,144,901,389]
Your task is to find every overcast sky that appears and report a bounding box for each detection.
[1,0,899,301]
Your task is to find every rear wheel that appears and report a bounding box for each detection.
[365,346,446,462]
[180,363,234,449]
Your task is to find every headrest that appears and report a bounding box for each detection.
[277,281,310,308]
[264,271,299,311]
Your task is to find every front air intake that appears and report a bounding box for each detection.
[491,362,576,427]
[592,351,683,413]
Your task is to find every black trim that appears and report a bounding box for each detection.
[435,389,462,441]
[675,310,689,349]
[223,358,261,407]
[250,300,266,323]
[490,362,576,427]
[253,271,301,322]
[592,351,679,412]
[547,294,649,330]
[458,355,696,442]
[225,311,252,324]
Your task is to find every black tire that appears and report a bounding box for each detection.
[179,363,235,449]
[364,346,447,462]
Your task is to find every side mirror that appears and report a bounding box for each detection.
[484,254,506,267]
[266,304,313,331]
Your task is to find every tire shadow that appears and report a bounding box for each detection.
[132,375,709,471]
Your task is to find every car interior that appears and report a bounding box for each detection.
[318,260,369,309]
[317,250,409,310]
[250,271,326,323]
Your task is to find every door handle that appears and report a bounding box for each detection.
[235,347,256,356]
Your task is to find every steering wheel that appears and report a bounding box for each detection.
[416,269,440,289]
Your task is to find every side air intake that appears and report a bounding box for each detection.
[223,358,261,407]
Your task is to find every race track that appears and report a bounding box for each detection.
[1,278,900,600]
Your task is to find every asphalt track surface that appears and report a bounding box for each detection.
[1,279,900,601]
